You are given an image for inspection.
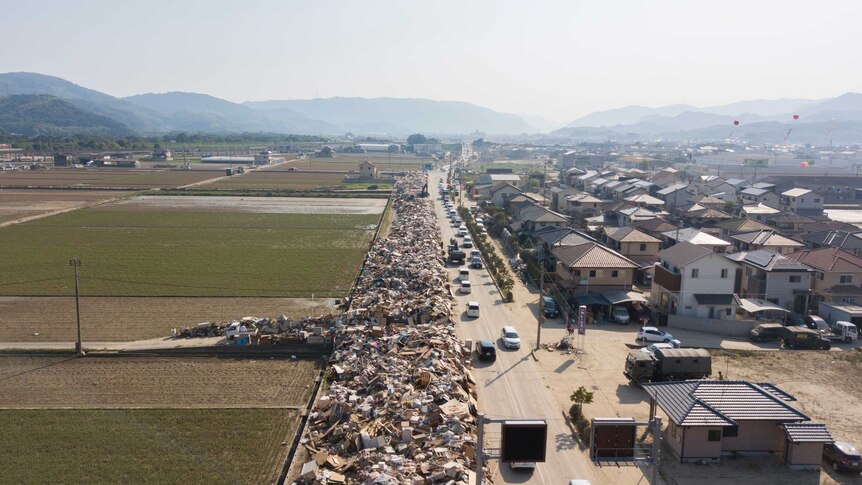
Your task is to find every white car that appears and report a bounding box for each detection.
[639,342,675,355]
[466,301,480,318]
[501,326,521,349]
[637,326,675,343]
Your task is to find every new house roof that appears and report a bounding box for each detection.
[782,423,833,443]
[624,193,665,206]
[741,203,781,215]
[656,241,713,267]
[731,230,803,249]
[552,243,639,269]
[661,227,732,247]
[642,381,810,427]
[785,247,862,272]
[715,218,775,234]
[725,250,813,272]
[781,188,814,198]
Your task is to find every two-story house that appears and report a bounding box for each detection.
[785,247,862,305]
[552,242,639,295]
[660,227,732,252]
[489,182,523,207]
[740,203,781,222]
[725,250,814,313]
[780,188,823,215]
[715,218,776,238]
[739,187,780,208]
[652,242,739,318]
[729,230,804,255]
[603,226,662,266]
[565,192,603,218]
[801,229,862,257]
[657,183,690,209]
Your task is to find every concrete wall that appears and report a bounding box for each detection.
[720,420,786,452]
[668,315,758,337]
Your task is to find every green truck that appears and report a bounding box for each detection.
[624,348,711,384]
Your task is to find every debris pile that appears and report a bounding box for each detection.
[297,172,483,484]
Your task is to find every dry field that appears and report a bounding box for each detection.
[0,296,337,342]
[717,349,862,449]
[0,354,322,408]
[0,408,297,484]
[278,155,428,172]
[0,189,132,224]
[106,194,388,215]
[206,170,353,190]
[0,168,223,188]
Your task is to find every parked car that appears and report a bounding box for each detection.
[749,323,788,343]
[542,295,559,318]
[637,326,675,344]
[501,326,521,349]
[476,339,496,361]
[612,306,630,324]
[639,342,675,355]
[823,441,862,473]
[782,327,831,350]
[804,315,829,332]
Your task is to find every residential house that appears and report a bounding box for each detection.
[725,250,814,313]
[513,203,570,235]
[549,186,578,213]
[801,229,862,257]
[565,192,603,218]
[715,218,776,238]
[631,218,678,240]
[764,212,817,237]
[358,161,377,179]
[617,207,660,226]
[652,242,738,318]
[552,243,639,295]
[780,188,823,215]
[603,226,662,266]
[679,204,734,228]
[477,173,523,188]
[661,228,732,252]
[739,187,780,208]
[573,171,600,190]
[657,183,690,208]
[651,167,684,188]
[624,193,665,209]
[489,182,523,207]
[643,380,831,469]
[785,247,862,304]
[729,230,804,255]
[740,203,781,222]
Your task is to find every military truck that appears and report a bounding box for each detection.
[447,239,466,265]
[624,348,711,384]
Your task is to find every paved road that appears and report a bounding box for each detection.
[430,168,601,484]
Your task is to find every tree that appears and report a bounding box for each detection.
[569,386,594,419]
[406,133,427,146]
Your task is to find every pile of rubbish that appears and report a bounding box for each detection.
[171,314,341,345]
[296,172,483,484]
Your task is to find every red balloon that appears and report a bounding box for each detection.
[733,120,740,126]
[793,114,799,120]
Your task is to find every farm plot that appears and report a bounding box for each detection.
[0,296,336,342]
[280,155,427,172]
[0,354,321,408]
[206,170,354,190]
[0,168,223,188]
[0,200,380,297]
[0,408,296,484]
[0,189,132,224]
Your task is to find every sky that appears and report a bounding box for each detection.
[2,0,862,122]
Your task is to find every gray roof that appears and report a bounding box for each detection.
[802,230,862,251]
[657,241,713,267]
[657,183,688,195]
[643,381,810,427]
[741,187,770,196]
[782,423,833,443]
[725,250,813,272]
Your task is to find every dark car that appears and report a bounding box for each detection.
[782,327,831,350]
[476,340,496,361]
[824,441,862,473]
[542,296,559,318]
[749,323,788,343]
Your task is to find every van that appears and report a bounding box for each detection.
[831,321,859,342]
[467,301,480,318]
[460,280,472,294]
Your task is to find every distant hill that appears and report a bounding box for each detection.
[0,94,133,136]
[244,97,536,135]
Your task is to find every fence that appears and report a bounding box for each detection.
[667,315,758,337]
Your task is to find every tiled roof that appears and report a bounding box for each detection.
[731,230,803,248]
[657,183,688,195]
[567,192,603,203]
[632,218,677,233]
[785,247,862,272]
[802,230,862,250]
[768,211,814,224]
[656,241,713,267]
[604,226,661,243]
[643,381,809,427]
[782,423,833,443]
[715,218,776,234]
[552,243,638,269]
[725,250,812,272]
[741,187,770,196]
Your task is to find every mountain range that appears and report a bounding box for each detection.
[1,72,862,144]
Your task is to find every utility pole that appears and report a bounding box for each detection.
[537,263,544,350]
[69,257,84,356]
[475,413,485,484]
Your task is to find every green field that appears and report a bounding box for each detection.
[0,408,296,484]
[0,209,378,297]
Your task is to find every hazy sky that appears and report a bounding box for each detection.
[2,0,861,122]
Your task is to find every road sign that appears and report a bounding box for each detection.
[500,420,548,462]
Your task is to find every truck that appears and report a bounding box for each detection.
[447,239,466,265]
[624,348,711,384]
[815,302,861,342]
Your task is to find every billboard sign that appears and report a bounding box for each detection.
[501,420,548,462]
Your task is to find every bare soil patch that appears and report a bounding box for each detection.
[0,189,131,224]
[0,168,222,188]
[0,354,322,408]
[106,194,387,214]
[0,296,337,342]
